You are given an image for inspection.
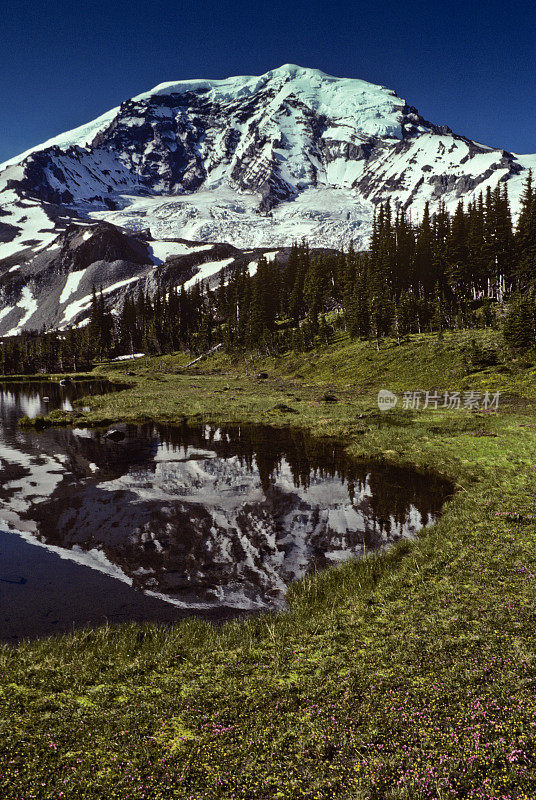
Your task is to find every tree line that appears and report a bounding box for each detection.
[1,171,536,374]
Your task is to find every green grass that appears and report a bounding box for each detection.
[2,329,536,799]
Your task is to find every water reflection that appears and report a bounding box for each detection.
[0,383,453,619]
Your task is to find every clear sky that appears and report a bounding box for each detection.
[1,0,535,164]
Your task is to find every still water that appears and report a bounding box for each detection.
[0,382,452,642]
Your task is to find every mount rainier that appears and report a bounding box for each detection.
[1,64,535,336]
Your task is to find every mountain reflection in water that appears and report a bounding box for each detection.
[0,383,452,618]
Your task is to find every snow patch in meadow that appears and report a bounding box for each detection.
[110,353,145,361]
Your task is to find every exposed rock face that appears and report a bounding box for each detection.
[0,218,294,335]
[0,221,18,243]
[0,63,535,332]
[55,221,150,271]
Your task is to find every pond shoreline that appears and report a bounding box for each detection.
[2,330,536,798]
[1,381,452,638]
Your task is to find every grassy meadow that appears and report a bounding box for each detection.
[3,329,536,799]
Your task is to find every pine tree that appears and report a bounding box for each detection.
[446,201,469,292]
[516,170,536,286]
[466,195,487,297]
[414,202,434,297]
[503,292,536,349]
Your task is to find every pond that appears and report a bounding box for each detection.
[0,381,453,642]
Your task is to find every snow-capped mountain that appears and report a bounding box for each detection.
[1,64,535,335]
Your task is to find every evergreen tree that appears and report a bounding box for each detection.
[516,170,536,286]
[503,292,536,349]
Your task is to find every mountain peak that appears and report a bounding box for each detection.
[133,64,400,112]
[1,63,535,327]
[268,63,330,77]
[1,64,536,335]
[0,65,409,175]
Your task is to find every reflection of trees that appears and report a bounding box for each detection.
[1,382,454,538]
[156,423,453,531]
[0,380,125,441]
[0,407,455,609]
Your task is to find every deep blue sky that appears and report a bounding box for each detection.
[1,0,535,163]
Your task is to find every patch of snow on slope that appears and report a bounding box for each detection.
[148,240,213,265]
[3,287,38,336]
[61,295,93,325]
[32,237,59,253]
[101,276,144,294]
[60,269,87,304]
[182,257,236,290]
[0,190,57,260]
[245,252,279,278]
[0,306,13,325]
[61,276,144,326]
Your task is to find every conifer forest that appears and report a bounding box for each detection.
[2,173,536,375]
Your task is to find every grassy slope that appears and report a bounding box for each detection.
[3,330,536,799]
